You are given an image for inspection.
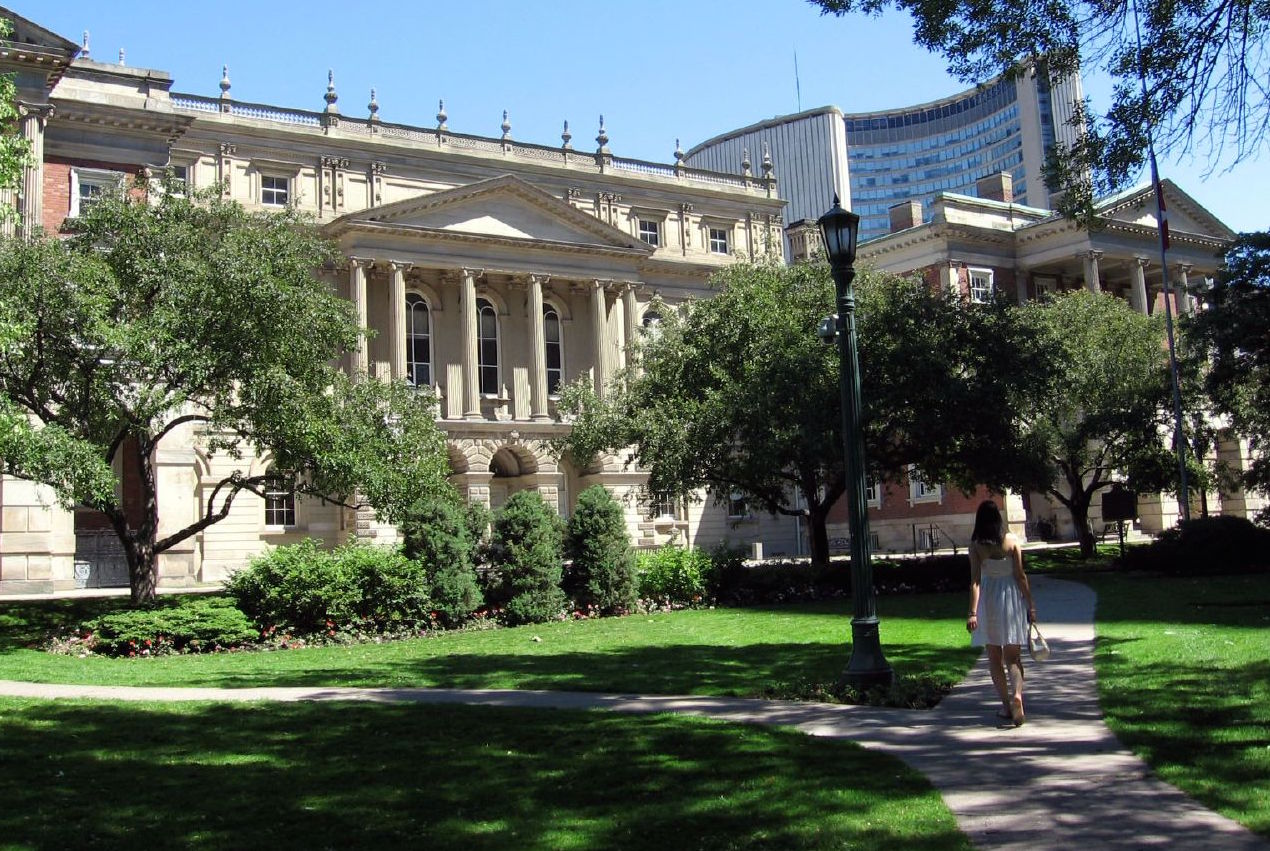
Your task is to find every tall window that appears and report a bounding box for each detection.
[709,227,729,254]
[727,490,749,518]
[648,492,677,521]
[261,174,290,206]
[544,306,563,394]
[638,218,661,247]
[909,467,942,503]
[406,293,431,387]
[969,268,995,303]
[70,168,123,217]
[477,298,500,396]
[263,472,296,527]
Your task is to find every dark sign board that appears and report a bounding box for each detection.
[1102,486,1137,522]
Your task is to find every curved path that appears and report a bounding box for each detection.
[2,576,1265,850]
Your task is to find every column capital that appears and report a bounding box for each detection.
[348,256,374,270]
[1177,262,1194,274]
[388,260,413,274]
[1087,249,1104,260]
[16,101,54,122]
[461,267,485,281]
[1135,256,1150,268]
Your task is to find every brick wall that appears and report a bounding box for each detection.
[41,157,145,234]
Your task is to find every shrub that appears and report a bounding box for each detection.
[226,539,435,634]
[488,490,567,625]
[81,596,259,657]
[565,485,637,614]
[636,545,713,605]
[401,498,482,625]
[337,542,433,629]
[226,539,358,634]
[1119,515,1270,575]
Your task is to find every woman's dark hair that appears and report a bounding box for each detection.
[971,500,1004,545]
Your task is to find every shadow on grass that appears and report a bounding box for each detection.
[0,699,971,851]
[1096,648,1270,836]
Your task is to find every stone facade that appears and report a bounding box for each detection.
[0,7,802,594]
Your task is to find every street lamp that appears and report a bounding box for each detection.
[818,195,894,690]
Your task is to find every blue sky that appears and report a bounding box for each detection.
[14,0,1268,232]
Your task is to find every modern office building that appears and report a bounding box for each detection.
[686,65,1085,244]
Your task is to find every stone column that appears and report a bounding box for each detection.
[461,267,483,418]
[1131,258,1149,314]
[17,103,52,239]
[1177,264,1193,316]
[527,274,549,420]
[388,261,411,380]
[591,280,610,397]
[348,258,371,378]
[1083,250,1103,293]
[621,284,638,371]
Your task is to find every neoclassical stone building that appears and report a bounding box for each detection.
[0,8,799,593]
[790,173,1264,551]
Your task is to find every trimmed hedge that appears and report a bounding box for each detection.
[226,539,432,634]
[636,545,715,605]
[1118,515,1270,575]
[81,596,259,657]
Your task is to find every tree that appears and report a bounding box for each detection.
[565,484,637,614]
[1187,231,1270,514]
[1013,290,1174,556]
[558,260,1041,568]
[487,490,566,625]
[0,182,452,603]
[400,495,483,625]
[809,0,1270,221]
[0,18,31,223]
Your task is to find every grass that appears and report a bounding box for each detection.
[0,593,977,697]
[0,698,972,851]
[1087,571,1270,838]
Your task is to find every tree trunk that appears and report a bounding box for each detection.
[1069,497,1096,559]
[128,542,158,605]
[808,504,831,570]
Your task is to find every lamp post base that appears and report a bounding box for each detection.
[842,617,894,690]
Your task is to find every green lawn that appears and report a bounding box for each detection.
[1088,572,1270,838]
[0,698,971,851]
[0,593,977,697]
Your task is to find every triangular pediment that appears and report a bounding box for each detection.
[1096,179,1236,241]
[329,174,651,253]
[0,7,79,56]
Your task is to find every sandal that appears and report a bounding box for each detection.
[995,707,1012,720]
[1010,697,1026,727]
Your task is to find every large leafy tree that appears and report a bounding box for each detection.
[1014,290,1174,555]
[0,183,452,603]
[558,260,1041,568]
[1187,231,1270,514]
[810,0,1270,221]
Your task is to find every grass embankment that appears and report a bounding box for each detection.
[0,593,976,695]
[0,698,971,851]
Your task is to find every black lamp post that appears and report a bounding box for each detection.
[818,195,894,690]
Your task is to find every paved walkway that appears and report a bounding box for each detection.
[2,576,1265,850]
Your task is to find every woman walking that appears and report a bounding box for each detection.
[967,500,1036,726]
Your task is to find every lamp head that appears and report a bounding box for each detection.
[817,195,860,268]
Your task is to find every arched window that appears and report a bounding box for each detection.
[544,305,563,394]
[477,298,500,396]
[263,469,296,528]
[406,293,431,387]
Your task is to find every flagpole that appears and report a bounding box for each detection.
[1134,0,1191,520]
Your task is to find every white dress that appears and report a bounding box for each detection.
[972,555,1028,647]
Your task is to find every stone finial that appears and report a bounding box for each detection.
[436,99,448,131]
[219,65,232,96]
[762,142,773,178]
[501,109,512,141]
[596,115,609,153]
[562,120,573,150]
[741,147,752,177]
[81,31,90,59]
[118,48,126,66]
[368,88,380,123]
[324,70,339,113]
[674,138,684,165]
